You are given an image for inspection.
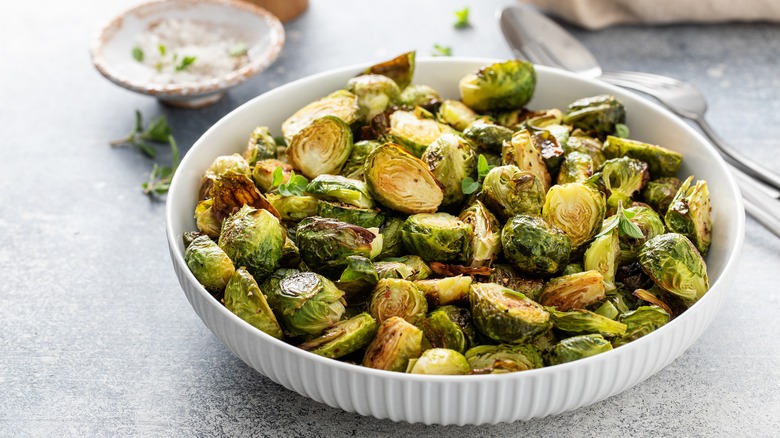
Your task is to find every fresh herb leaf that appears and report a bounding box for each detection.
[461,177,480,195]
[276,170,308,197]
[158,44,167,56]
[596,201,644,239]
[454,7,471,29]
[141,135,179,196]
[141,115,172,143]
[619,214,645,239]
[615,123,630,138]
[132,47,144,62]
[274,136,287,147]
[175,56,197,71]
[432,44,452,57]
[477,154,494,180]
[134,110,143,134]
[271,166,284,187]
[136,142,158,159]
[228,42,248,57]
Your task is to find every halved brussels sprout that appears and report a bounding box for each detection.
[243,126,277,165]
[501,215,572,276]
[529,126,566,174]
[336,255,379,302]
[364,143,444,214]
[462,120,514,152]
[438,100,478,131]
[259,268,300,304]
[185,235,235,294]
[407,348,470,375]
[376,216,405,258]
[547,307,627,337]
[557,151,594,184]
[374,261,415,280]
[379,255,433,280]
[281,89,360,143]
[194,198,221,238]
[542,182,606,251]
[487,264,546,302]
[603,136,683,177]
[362,316,423,372]
[564,132,606,170]
[502,129,552,192]
[459,201,502,267]
[368,278,428,325]
[298,312,378,358]
[421,133,477,209]
[664,176,712,255]
[223,267,283,339]
[266,194,319,222]
[422,305,477,353]
[612,305,670,347]
[401,213,473,263]
[203,154,251,188]
[296,216,382,276]
[362,51,415,90]
[306,174,374,209]
[601,157,650,210]
[316,200,386,229]
[465,344,543,374]
[252,159,292,193]
[547,334,613,365]
[459,60,536,112]
[583,229,620,291]
[639,233,709,305]
[415,275,473,306]
[539,270,607,311]
[481,165,545,221]
[641,176,683,215]
[523,108,565,128]
[470,282,551,344]
[287,115,354,179]
[389,110,457,158]
[265,272,345,337]
[218,205,285,282]
[341,140,381,180]
[398,84,441,110]
[563,95,626,138]
[346,74,400,121]
[619,205,666,262]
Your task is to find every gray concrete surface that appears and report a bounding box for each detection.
[1,0,779,436]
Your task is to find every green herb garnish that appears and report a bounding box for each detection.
[454,7,471,29]
[228,42,249,57]
[158,44,167,56]
[461,154,495,195]
[596,201,644,239]
[272,167,308,197]
[175,55,197,71]
[432,44,452,57]
[142,135,180,195]
[132,47,144,62]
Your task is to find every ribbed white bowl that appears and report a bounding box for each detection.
[166,58,745,424]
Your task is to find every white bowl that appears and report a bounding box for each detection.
[91,0,284,108]
[165,58,745,424]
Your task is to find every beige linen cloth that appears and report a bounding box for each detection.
[521,0,780,29]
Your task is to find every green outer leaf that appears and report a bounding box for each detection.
[223,268,283,339]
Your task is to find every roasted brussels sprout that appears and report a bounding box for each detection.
[459,60,536,112]
[502,215,572,276]
[362,51,415,90]
[194,198,221,238]
[557,151,594,184]
[664,176,712,255]
[563,95,625,138]
[296,216,382,276]
[341,140,381,180]
[368,278,428,325]
[481,165,545,221]
[306,174,374,209]
[615,261,655,294]
[422,305,477,353]
[603,136,683,178]
[639,233,709,305]
[252,159,292,193]
[243,126,277,165]
[346,74,401,121]
[593,299,620,320]
[502,129,552,192]
[336,255,379,301]
[364,143,444,214]
[529,126,566,174]
[218,205,285,282]
[523,108,565,128]
[462,120,513,152]
[601,157,650,210]
[421,133,477,208]
[415,275,472,306]
[298,312,378,358]
[380,255,433,280]
[280,235,301,268]
[547,334,613,365]
[488,264,546,302]
[564,132,606,169]
[376,215,405,258]
[459,201,502,267]
[465,344,543,374]
[438,99,478,131]
[203,154,251,188]
[266,194,318,222]
[184,235,235,294]
[470,282,551,344]
[210,171,281,222]
[223,267,283,339]
[612,306,670,347]
[407,348,471,375]
[641,176,683,215]
[401,213,472,263]
[287,115,354,179]
[542,182,606,250]
[374,261,415,280]
[281,89,360,143]
[388,110,457,158]
[539,270,607,311]
[265,272,346,337]
[583,229,620,291]
[362,316,423,372]
[547,307,627,337]
[398,84,441,110]
[619,205,666,262]
[562,263,584,276]
[316,200,385,228]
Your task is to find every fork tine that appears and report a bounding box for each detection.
[602,70,682,86]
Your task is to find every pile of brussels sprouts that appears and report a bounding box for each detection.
[184,52,713,375]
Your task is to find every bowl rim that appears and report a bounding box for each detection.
[165,57,745,383]
[89,0,285,97]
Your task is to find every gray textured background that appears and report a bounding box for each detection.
[2,0,779,436]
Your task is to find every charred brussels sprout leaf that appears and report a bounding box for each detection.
[368,278,428,325]
[481,165,545,221]
[502,129,552,192]
[583,229,621,291]
[243,126,277,165]
[316,200,386,228]
[185,235,235,294]
[612,305,670,347]
[563,95,626,138]
[664,176,712,255]
[422,305,477,353]
[548,334,613,365]
[466,344,543,374]
[364,143,444,214]
[287,115,354,179]
[336,255,379,302]
[296,216,382,276]
[437,100,478,131]
[202,154,251,197]
[281,90,360,143]
[488,264,546,302]
[194,198,221,239]
[501,215,572,276]
[529,126,566,174]
[564,132,606,169]
[381,255,433,280]
[459,60,536,112]
[470,282,551,344]
[306,174,375,209]
[462,120,513,152]
[267,272,346,337]
[642,177,683,215]
[211,171,281,222]
[218,205,285,282]
[363,51,416,90]
[401,213,473,263]
[398,84,441,110]
[459,201,502,268]
[601,157,650,211]
[421,133,477,209]
[408,348,471,375]
[415,275,472,306]
[341,140,381,180]
[639,233,709,305]
[298,312,378,358]
[362,316,423,372]
[557,151,594,184]
[539,270,607,311]
[224,268,283,339]
[389,110,457,158]
[603,136,682,177]
[542,182,606,251]
[547,307,627,337]
[346,74,400,121]
[266,194,318,222]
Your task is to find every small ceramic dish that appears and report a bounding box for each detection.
[90,0,285,108]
